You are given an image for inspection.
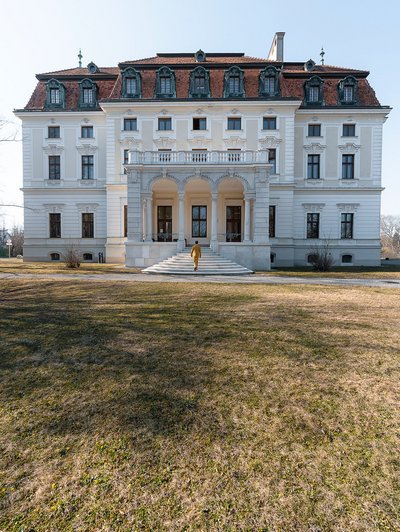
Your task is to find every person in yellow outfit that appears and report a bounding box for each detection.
[191,240,201,271]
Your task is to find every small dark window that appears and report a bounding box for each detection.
[158,117,172,131]
[82,213,94,238]
[123,149,129,174]
[227,117,241,130]
[48,126,60,138]
[307,213,320,239]
[270,253,276,264]
[341,213,354,239]
[81,126,93,138]
[269,206,276,238]
[123,205,128,237]
[82,155,94,180]
[307,154,320,179]
[263,117,277,130]
[49,213,61,238]
[83,253,93,261]
[192,205,207,237]
[269,149,276,174]
[49,155,60,180]
[50,252,60,261]
[308,124,321,137]
[124,118,137,131]
[343,124,356,136]
[342,254,353,263]
[342,154,354,179]
[193,117,207,130]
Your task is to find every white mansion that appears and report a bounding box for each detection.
[15,33,390,269]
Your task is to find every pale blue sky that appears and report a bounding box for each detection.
[0,0,398,227]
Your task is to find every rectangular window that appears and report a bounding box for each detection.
[82,155,94,180]
[307,213,320,239]
[193,117,207,130]
[50,88,60,104]
[342,154,355,179]
[343,124,356,136]
[123,205,128,237]
[263,117,277,130]
[264,77,275,95]
[49,213,61,238]
[158,117,172,131]
[194,76,206,93]
[192,205,207,237]
[308,86,320,103]
[343,86,354,102]
[124,118,137,131]
[82,213,94,238]
[123,149,129,174]
[126,78,137,95]
[308,124,321,137]
[269,206,276,238]
[81,126,93,138]
[48,126,60,138]
[227,117,241,130]
[307,154,320,179]
[229,76,240,94]
[160,76,171,94]
[48,155,60,180]
[83,88,93,104]
[341,213,354,239]
[269,148,276,174]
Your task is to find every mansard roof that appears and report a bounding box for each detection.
[21,52,381,111]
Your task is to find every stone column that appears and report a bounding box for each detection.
[145,195,153,241]
[127,170,142,241]
[178,191,185,249]
[244,195,251,242]
[211,192,218,250]
[253,170,269,244]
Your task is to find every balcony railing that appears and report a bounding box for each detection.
[128,150,269,165]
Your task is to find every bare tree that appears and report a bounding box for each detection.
[0,118,20,142]
[381,215,400,258]
[10,226,24,257]
[308,239,335,271]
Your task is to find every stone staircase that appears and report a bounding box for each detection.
[142,247,253,275]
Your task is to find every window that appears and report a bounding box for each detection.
[82,213,94,238]
[124,118,137,131]
[123,149,129,173]
[263,117,277,130]
[307,154,320,179]
[227,117,241,130]
[81,126,93,138]
[341,213,354,239]
[224,66,245,97]
[45,79,65,109]
[342,254,353,264]
[83,253,93,261]
[270,253,276,264]
[123,205,128,237]
[308,124,321,137]
[259,66,280,97]
[193,117,207,130]
[305,76,324,105]
[49,213,61,238]
[189,66,210,98]
[307,213,320,239]
[158,117,172,131]
[50,88,60,104]
[227,149,241,162]
[79,79,97,108]
[342,154,354,179]
[307,254,317,264]
[269,206,276,238]
[155,67,176,98]
[83,88,93,105]
[338,76,358,105]
[82,155,94,179]
[192,206,207,237]
[50,252,60,261]
[121,67,141,98]
[158,149,172,162]
[48,126,60,138]
[269,149,276,174]
[49,155,60,180]
[343,124,356,137]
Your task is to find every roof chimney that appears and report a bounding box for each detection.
[267,32,285,62]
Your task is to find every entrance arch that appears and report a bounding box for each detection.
[217,177,246,242]
[184,177,212,245]
[150,177,179,242]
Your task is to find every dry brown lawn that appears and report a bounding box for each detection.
[0,279,399,530]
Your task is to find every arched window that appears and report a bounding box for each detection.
[189,66,210,98]
[338,76,358,105]
[155,67,176,98]
[45,79,65,109]
[50,252,60,261]
[223,66,245,98]
[341,254,353,264]
[121,67,141,98]
[83,253,93,261]
[79,78,97,108]
[304,76,324,105]
[259,66,280,97]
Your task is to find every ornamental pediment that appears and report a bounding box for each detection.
[302,203,325,212]
[188,136,212,148]
[338,142,360,153]
[153,137,175,149]
[259,136,282,149]
[76,143,98,155]
[43,144,64,155]
[336,203,360,211]
[303,142,326,154]
[223,136,247,149]
[120,137,142,149]
[76,203,100,212]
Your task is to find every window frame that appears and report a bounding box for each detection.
[306,213,320,239]
[123,118,137,131]
[227,117,241,131]
[189,66,210,98]
[158,117,172,131]
[308,124,321,137]
[81,155,94,180]
[342,154,355,179]
[342,124,356,137]
[82,212,94,239]
[338,76,358,105]
[193,117,207,131]
[307,154,320,179]
[269,205,276,238]
[263,116,277,130]
[341,213,354,239]
[192,205,207,238]
[155,67,176,98]
[121,67,142,98]
[304,76,324,105]
[78,78,97,109]
[259,66,280,98]
[45,79,65,109]
[48,126,60,139]
[48,155,61,180]
[269,148,277,174]
[81,125,94,138]
[49,213,61,238]
[223,66,245,98]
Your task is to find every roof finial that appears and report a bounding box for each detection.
[78,49,83,68]
[320,46,325,65]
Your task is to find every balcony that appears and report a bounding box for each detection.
[128,150,269,166]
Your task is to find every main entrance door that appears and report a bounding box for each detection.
[226,206,241,242]
[157,206,172,241]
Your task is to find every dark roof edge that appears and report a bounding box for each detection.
[36,73,118,81]
[156,52,246,57]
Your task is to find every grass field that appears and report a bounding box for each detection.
[0,278,399,530]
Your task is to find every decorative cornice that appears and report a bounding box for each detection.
[188,136,212,147]
[223,135,247,149]
[153,137,175,149]
[119,137,142,149]
[304,142,326,154]
[302,203,325,212]
[43,144,64,155]
[336,203,360,211]
[43,203,66,212]
[259,136,282,149]
[76,203,100,212]
[338,142,360,153]
[76,143,98,155]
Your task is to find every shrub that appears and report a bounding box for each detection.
[308,241,334,271]
[63,247,81,268]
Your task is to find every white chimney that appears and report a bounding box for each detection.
[267,32,285,62]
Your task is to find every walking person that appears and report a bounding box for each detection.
[191,241,201,271]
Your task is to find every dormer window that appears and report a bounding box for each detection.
[304,76,324,105]
[45,79,65,109]
[155,67,176,98]
[79,79,97,108]
[189,66,210,98]
[87,62,99,74]
[121,67,141,98]
[259,66,280,97]
[338,76,358,105]
[224,66,245,98]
